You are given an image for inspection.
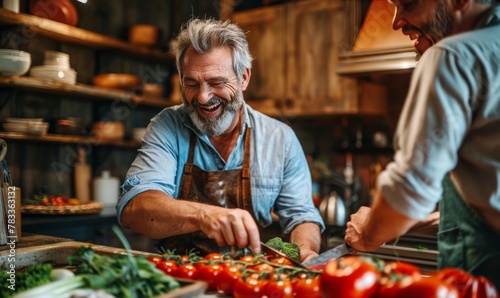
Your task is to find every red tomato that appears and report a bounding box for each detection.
[291,272,309,293]
[146,255,163,264]
[384,261,421,278]
[375,261,421,298]
[248,262,275,272]
[434,268,474,292]
[173,263,198,280]
[239,255,256,263]
[462,276,499,298]
[179,255,190,262]
[270,256,294,266]
[233,276,267,298]
[204,252,223,261]
[156,260,178,275]
[265,279,293,298]
[295,277,321,298]
[197,263,224,291]
[217,264,242,295]
[396,276,460,298]
[319,256,380,298]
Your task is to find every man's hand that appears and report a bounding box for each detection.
[345,206,377,251]
[199,207,261,254]
[345,192,419,252]
[300,249,319,263]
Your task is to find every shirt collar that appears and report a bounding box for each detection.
[475,5,500,29]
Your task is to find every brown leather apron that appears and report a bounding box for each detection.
[158,127,254,255]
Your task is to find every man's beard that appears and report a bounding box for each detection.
[183,88,244,136]
[417,0,453,59]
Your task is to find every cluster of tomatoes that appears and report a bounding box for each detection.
[36,195,79,206]
[146,251,321,297]
[146,252,499,298]
[320,256,499,298]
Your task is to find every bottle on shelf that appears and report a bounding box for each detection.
[74,147,91,204]
[340,116,350,149]
[343,153,362,214]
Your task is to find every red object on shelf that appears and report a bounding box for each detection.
[29,0,79,26]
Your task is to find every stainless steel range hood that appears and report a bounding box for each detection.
[337,0,418,75]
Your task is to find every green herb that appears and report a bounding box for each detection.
[265,237,301,262]
[1,264,53,298]
[12,226,180,298]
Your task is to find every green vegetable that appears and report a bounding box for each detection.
[12,226,181,298]
[1,263,53,298]
[265,237,301,262]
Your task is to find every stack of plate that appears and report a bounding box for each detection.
[3,118,49,135]
[29,51,77,84]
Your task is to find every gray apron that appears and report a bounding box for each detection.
[158,128,254,255]
[438,175,500,290]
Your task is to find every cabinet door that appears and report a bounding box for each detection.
[231,5,287,114]
[285,0,347,115]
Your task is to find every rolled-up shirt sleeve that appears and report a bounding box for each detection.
[116,109,185,225]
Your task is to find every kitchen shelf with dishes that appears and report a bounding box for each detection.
[0,131,141,149]
[0,76,175,109]
[0,8,175,64]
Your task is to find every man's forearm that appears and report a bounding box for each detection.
[121,190,202,239]
[290,222,321,252]
[359,192,419,251]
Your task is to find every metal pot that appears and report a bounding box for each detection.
[318,191,347,227]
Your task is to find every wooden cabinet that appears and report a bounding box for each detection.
[231,0,387,117]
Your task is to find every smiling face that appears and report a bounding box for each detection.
[390,0,454,56]
[181,46,250,136]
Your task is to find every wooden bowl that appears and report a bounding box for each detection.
[29,0,79,26]
[92,73,142,91]
[128,24,160,48]
[91,121,125,141]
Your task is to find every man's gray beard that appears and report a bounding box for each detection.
[184,89,244,136]
[416,0,453,61]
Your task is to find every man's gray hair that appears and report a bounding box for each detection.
[174,18,253,81]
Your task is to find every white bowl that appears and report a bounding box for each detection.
[0,49,30,58]
[0,50,31,76]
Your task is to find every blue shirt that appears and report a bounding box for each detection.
[378,6,500,232]
[117,103,325,234]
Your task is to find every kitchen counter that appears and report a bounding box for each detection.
[0,234,213,297]
[20,208,158,252]
[0,233,72,252]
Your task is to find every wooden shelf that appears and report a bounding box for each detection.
[0,76,175,109]
[0,8,174,64]
[0,132,141,149]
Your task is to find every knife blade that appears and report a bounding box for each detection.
[301,243,354,268]
[260,242,306,268]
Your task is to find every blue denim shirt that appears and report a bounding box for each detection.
[117,104,325,234]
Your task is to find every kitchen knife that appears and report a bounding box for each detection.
[301,243,354,268]
[260,242,306,268]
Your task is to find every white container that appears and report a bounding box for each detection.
[2,0,20,13]
[93,171,120,208]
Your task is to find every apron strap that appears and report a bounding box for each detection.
[241,127,254,217]
[179,132,197,199]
